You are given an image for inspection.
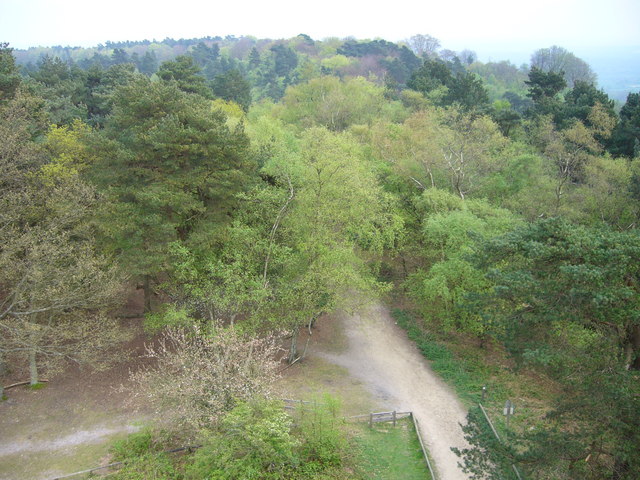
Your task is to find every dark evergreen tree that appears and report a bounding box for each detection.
[270,44,298,78]
[0,43,21,102]
[524,66,566,117]
[560,80,616,130]
[191,41,220,67]
[461,219,640,480]
[157,55,212,98]
[446,72,489,110]
[110,48,129,65]
[29,55,89,124]
[610,93,640,158]
[407,58,453,95]
[248,47,261,69]
[211,69,252,111]
[89,77,254,311]
[139,50,158,76]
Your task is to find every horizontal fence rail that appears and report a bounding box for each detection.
[411,413,437,480]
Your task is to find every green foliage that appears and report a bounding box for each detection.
[407,190,520,336]
[281,76,386,131]
[28,54,89,124]
[157,55,211,98]
[211,69,252,111]
[186,398,299,480]
[525,66,566,117]
[143,304,192,334]
[453,407,518,480]
[0,43,21,102]
[475,218,640,370]
[89,77,254,305]
[110,430,155,461]
[408,58,489,110]
[530,45,597,87]
[186,396,353,479]
[579,155,638,228]
[110,453,180,480]
[466,218,640,478]
[561,80,616,131]
[0,91,125,384]
[27,382,47,390]
[610,92,640,157]
[468,61,528,102]
[295,396,348,470]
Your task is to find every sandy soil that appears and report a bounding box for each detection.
[316,303,470,480]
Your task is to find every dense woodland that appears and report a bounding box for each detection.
[1,33,640,479]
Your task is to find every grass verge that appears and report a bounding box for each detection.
[352,417,432,480]
[391,308,511,405]
[391,306,556,444]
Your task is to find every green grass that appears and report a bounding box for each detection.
[27,382,47,391]
[352,418,432,480]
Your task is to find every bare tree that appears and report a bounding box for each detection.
[530,45,597,87]
[128,324,282,438]
[438,109,507,199]
[407,34,441,58]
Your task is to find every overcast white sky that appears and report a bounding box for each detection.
[1,0,639,57]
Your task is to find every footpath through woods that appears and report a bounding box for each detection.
[317,302,470,480]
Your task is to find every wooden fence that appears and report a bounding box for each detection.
[282,399,437,479]
[349,410,412,427]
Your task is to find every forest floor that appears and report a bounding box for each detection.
[0,299,469,480]
[0,325,149,480]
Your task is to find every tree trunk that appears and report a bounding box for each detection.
[29,347,38,385]
[288,327,299,364]
[308,315,318,334]
[0,351,7,378]
[0,352,6,399]
[143,274,152,313]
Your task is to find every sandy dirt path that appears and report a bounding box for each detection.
[316,303,470,480]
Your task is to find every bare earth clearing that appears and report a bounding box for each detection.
[0,301,469,480]
[0,324,149,480]
[315,303,470,480]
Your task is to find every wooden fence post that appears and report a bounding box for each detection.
[369,412,373,428]
[393,410,397,427]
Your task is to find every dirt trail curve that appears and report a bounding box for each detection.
[316,302,470,480]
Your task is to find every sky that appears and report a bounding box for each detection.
[1,0,639,58]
